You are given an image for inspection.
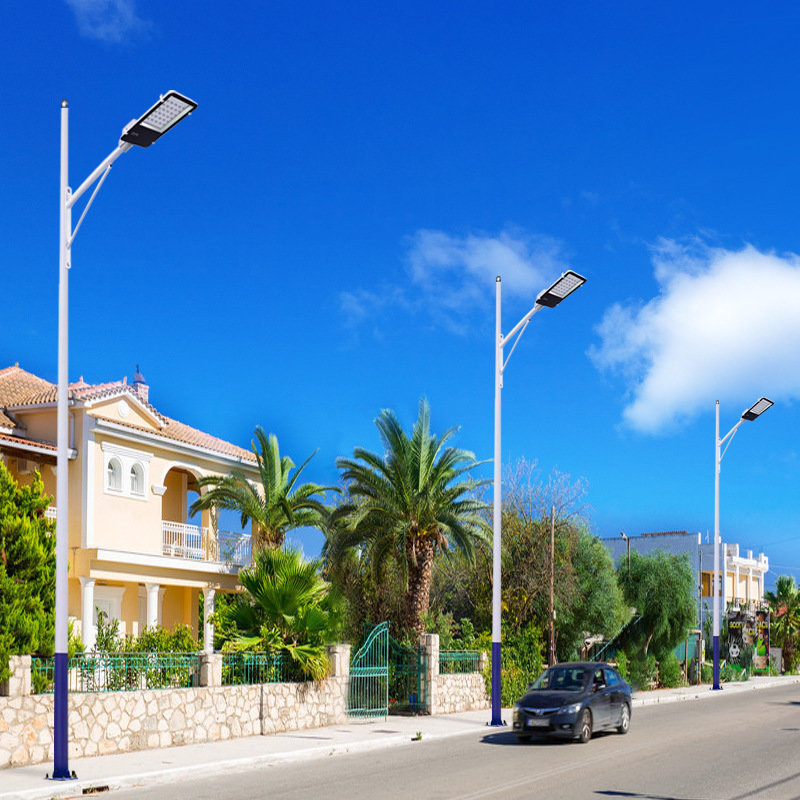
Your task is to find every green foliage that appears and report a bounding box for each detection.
[614,650,629,683]
[657,650,683,688]
[478,623,546,706]
[616,549,696,657]
[191,428,335,550]
[329,399,489,635]
[92,611,199,654]
[628,650,658,690]
[766,575,800,672]
[214,545,340,681]
[701,662,713,683]
[0,464,55,681]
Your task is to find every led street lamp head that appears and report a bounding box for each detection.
[741,397,774,422]
[121,91,197,148]
[535,270,587,308]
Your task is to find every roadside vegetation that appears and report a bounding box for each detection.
[3,401,797,695]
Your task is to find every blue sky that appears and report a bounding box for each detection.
[3,2,800,589]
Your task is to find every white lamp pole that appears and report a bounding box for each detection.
[53,92,197,781]
[712,396,773,691]
[490,270,586,726]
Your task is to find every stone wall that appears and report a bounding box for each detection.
[0,648,350,770]
[435,673,488,714]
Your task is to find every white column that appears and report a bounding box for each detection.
[734,564,740,604]
[80,577,96,651]
[203,587,216,653]
[145,582,160,629]
[747,567,753,605]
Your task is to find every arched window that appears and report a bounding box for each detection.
[107,458,122,491]
[130,463,144,496]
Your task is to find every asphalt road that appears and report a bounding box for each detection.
[113,683,800,800]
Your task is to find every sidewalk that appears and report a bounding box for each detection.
[3,675,798,800]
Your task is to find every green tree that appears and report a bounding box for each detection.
[765,575,800,672]
[214,545,340,681]
[330,400,490,636]
[616,549,696,658]
[0,463,55,681]
[190,427,334,550]
[555,530,625,661]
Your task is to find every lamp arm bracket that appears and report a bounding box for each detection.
[501,304,543,373]
[719,423,741,464]
[67,142,130,209]
[68,164,113,248]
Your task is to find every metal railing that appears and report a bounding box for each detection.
[221,652,298,684]
[161,521,251,565]
[31,652,200,694]
[439,651,480,674]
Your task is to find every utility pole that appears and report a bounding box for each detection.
[549,504,555,666]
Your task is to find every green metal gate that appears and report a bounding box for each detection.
[348,621,389,718]
[347,623,428,718]
[388,635,426,714]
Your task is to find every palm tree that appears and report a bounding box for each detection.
[215,545,339,681]
[766,575,800,672]
[190,427,334,550]
[329,400,490,636]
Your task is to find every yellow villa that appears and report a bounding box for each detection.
[0,363,258,651]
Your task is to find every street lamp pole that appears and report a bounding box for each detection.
[712,396,773,691]
[490,270,586,726]
[53,92,197,780]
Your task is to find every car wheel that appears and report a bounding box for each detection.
[515,734,532,744]
[617,704,630,735]
[578,709,592,743]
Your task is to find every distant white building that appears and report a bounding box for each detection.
[602,530,769,615]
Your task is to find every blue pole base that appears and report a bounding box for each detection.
[712,636,722,690]
[489,641,504,726]
[52,652,72,779]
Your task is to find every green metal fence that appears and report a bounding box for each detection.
[439,651,480,674]
[31,652,199,694]
[221,651,297,685]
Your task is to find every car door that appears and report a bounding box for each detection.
[590,668,611,727]
[604,668,624,724]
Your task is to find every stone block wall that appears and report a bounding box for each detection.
[0,646,351,770]
[434,673,489,714]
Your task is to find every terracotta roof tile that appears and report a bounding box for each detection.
[0,364,255,464]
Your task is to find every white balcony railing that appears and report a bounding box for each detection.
[45,506,57,520]
[162,521,208,561]
[161,521,251,566]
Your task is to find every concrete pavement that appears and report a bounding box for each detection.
[2,674,798,800]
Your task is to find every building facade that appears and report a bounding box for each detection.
[0,364,258,651]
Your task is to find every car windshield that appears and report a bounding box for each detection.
[529,666,588,692]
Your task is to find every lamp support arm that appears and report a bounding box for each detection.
[501,303,543,375]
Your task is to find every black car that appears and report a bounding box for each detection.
[512,662,631,744]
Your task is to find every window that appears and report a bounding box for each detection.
[107,458,122,491]
[102,443,151,499]
[130,463,144,496]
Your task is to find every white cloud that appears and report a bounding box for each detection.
[64,0,150,42]
[339,228,572,335]
[590,240,800,433]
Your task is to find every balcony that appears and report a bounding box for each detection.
[161,521,251,566]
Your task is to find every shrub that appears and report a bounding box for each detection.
[478,623,545,706]
[628,651,658,690]
[657,651,682,688]
[614,650,629,683]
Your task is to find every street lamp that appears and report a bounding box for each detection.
[620,531,630,575]
[490,269,586,726]
[54,92,196,780]
[712,396,773,691]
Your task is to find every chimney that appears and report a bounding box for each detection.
[132,364,149,403]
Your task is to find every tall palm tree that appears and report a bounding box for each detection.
[329,400,490,636]
[190,428,334,550]
[766,575,800,672]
